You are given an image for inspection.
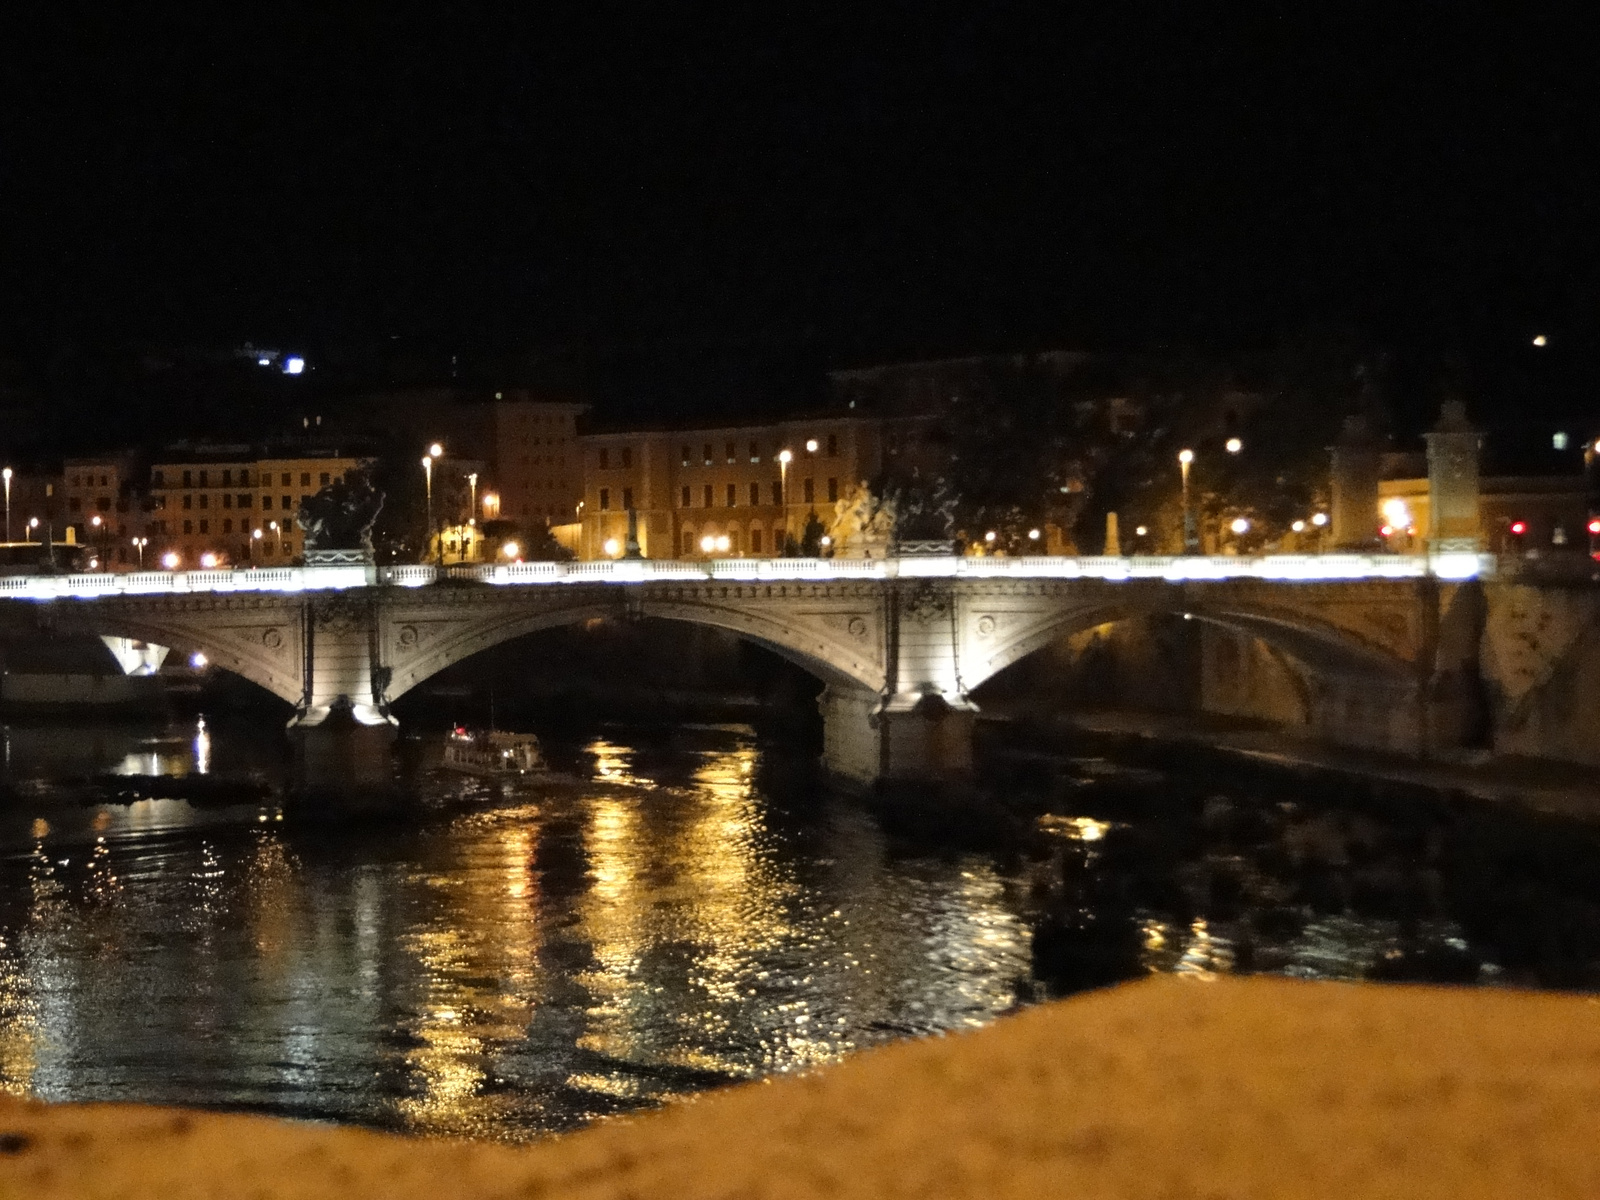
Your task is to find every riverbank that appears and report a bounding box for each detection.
[1006,708,1600,823]
[1,974,1595,1198]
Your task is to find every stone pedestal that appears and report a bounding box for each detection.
[819,683,977,790]
[1424,401,1483,553]
[1329,415,1383,551]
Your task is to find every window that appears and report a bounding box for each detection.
[182,495,192,510]
[199,520,209,534]
[262,496,272,510]
[680,444,691,466]
[725,442,735,464]
[222,494,233,509]
[622,487,634,509]
[198,494,209,509]
[703,443,713,465]
[599,488,610,511]
[827,434,839,457]
[300,473,310,487]
[771,481,783,505]
[223,519,233,533]
[750,528,763,554]
[68,497,80,512]
[749,482,760,505]
[282,496,291,510]
[828,478,838,502]
[599,448,610,469]
[237,494,250,507]
[153,470,165,487]
[703,484,713,507]
[222,469,232,486]
[726,483,736,507]
[96,497,110,511]
[182,470,193,488]
[281,473,291,486]
[198,470,209,487]
[749,441,760,463]
[238,469,250,486]
[183,520,193,534]
[320,473,330,486]
[681,486,691,507]
[683,530,695,554]
[803,478,814,504]
[621,447,633,469]
[300,495,309,507]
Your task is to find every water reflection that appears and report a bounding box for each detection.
[0,717,1598,1140]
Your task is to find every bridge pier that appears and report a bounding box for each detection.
[819,684,977,789]
[287,594,400,811]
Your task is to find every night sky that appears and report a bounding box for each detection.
[0,6,1594,411]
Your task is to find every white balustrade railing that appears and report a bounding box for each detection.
[0,550,1503,601]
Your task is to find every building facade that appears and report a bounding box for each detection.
[577,416,884,560]
[148,446,369,568]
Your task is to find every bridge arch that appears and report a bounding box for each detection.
[382,584,888,703]
[961,589,1419,693]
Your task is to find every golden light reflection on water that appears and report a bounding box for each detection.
[393,816,544,1137]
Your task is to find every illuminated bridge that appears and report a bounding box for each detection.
[0,551,1585,797]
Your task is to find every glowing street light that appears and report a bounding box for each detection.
[1291,519,1306,533]
[130,536,148,567]
[1178,449,1198,553]
[162,551,181,570]
[805,438,819,453]
[190,652,208,669]
[1310,512,1329,527]
[1027,528,1041,541]
[699,534,716,553]
[2,466,11,542]
[503,540,522,559]
[1533,334,1548,347]
[1225,437,1243,454]
[1229,517,1250,535]
[777,449,794,542]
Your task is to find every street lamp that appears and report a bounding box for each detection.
[777,449,793,545]
[1178,449,1198,553]
[2,467,11,542]
[466,472,479,561]
[1225,437,1243,454]
[131,536,147,567]
[421,450,438,565]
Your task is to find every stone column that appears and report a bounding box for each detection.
[1423,401,1483,553]
[818,580,977,790]
[1329,415,1382,551]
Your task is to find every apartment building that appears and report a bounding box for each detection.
[484,395,587,527]
[59,455,150,564]
[147,446,369,567]
[577,416,883,559]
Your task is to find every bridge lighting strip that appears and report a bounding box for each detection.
[0,553,1496,602]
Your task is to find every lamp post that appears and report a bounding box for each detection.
[466,472,478,562]
[1178,449,1198,553]
[131,536,147,568]
[778,448,793,549]
[2,467,11,542]
[421,447,441,565]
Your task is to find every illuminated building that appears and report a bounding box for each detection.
[147,445,369,567]
[576,416,883,559]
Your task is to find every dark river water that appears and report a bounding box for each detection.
[2,713,1599,1141]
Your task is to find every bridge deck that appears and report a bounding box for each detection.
[0,552,1496,601]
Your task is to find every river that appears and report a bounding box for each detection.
[1,713,1598,1141]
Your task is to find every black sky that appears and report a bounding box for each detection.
[0,5,1595,384]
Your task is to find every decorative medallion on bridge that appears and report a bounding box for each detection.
[397,624,419,647]
[903,581,949,624]
[261,627,283,650]
[313,596,366,634]
[976,615,997,637]
[847,617,868,640]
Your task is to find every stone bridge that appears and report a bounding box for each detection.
[5,551,1582,796]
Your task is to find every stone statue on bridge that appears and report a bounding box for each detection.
[296,469,384,555]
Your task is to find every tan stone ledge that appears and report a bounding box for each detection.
[2,975,1597,1198]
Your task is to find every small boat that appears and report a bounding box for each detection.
[441,727,547,777]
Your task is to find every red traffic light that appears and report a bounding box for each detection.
[1509,520,1528,536]
[1588,518,1600,536]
